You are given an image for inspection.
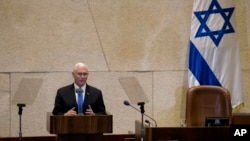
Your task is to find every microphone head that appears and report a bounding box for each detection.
[75,88,83,93]
[123,100,130,106]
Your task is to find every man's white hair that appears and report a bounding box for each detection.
[73,62,88,71]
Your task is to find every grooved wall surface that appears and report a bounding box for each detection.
[0,0,250,137]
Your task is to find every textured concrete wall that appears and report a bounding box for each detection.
[0,0,250,137]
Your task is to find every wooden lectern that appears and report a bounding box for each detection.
[46,112,113,141]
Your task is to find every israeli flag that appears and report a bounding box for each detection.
[188,0,243,108]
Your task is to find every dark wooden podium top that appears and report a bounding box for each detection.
[46,112,113,134]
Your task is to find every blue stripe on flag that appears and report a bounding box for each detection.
[189,40,221,86]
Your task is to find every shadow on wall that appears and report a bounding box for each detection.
[155,86,187,127]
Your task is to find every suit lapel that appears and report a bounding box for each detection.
[69,84,78,108]
[83,84,90,108]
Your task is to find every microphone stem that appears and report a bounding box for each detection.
[141,112,144,141]
[137,102,145,141]
[128,105,157,127]
[130,105,139,111]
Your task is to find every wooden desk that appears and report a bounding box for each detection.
[0,134,135,141]
[232,113,250,125]
[144,126,229,141]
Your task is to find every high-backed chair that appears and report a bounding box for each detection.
[185,85,232,127]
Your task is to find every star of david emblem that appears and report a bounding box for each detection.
[194,0,235,46]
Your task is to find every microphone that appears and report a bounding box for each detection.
[145,119,151,127]
[123,100,157,127]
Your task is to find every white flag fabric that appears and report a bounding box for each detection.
[188,0,243,108]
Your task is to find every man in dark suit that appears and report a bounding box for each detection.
[52,62,106,116]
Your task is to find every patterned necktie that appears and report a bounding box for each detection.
[76,88,83,114]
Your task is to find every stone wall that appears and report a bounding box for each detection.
[0,0,250,137]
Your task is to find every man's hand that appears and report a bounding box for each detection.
[85,105,95,115]
[64,107,77,116]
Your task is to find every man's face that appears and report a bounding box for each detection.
[72,66,89,87]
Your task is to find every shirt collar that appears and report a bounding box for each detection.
[74,83,86,93]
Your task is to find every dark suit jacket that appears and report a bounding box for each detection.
[52,83,106,115]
